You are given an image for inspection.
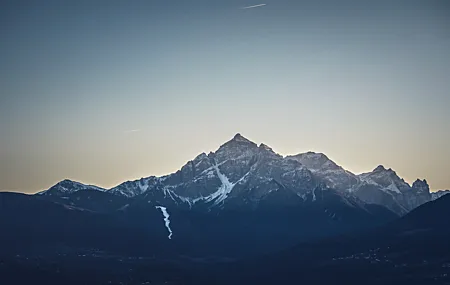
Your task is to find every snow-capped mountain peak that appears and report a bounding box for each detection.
[214,134,259,163]
[358,166,409,193]
[353,167,432,215]
[35,134,435,216]
[286,152,357,192]
[39,179,106,196]
[287,152,340,172]
[106,134,318,206]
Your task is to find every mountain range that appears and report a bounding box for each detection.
[39,133,432,215]
[1,133,449,284]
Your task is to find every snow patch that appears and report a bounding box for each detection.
[204,164,236,206]
[158,175,169,182]
[297,193,307,201]
[198,160,228,177]
[155,206,173,239]
[118,204,129,211]
[139,180,149,192]
[312,188,317,202]
[206,170,216,179]
[236,171,251,185]
[166,164,250,207]
[385,182,401,194]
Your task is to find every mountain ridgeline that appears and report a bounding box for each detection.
[1,133,449,284]
[40,133,431,215]
[4,133,431,257]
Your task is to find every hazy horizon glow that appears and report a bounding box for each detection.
[1,0,449,193]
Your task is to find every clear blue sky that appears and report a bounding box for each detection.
[1,0,449,193]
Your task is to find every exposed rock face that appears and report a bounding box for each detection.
[39,179,106,197]
[123,133,318,209]
[286,154,432,216]
[431,189,450,200]
[286,152,358,192]
[41,133,433,215]
[351,168,431,215]
[406,179,432,209]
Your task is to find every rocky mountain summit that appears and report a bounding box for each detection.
[431,189,450,200]
[38,179,106,196]
[2,133,441,260]
[39,133,432,215]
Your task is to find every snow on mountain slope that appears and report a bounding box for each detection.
[155,206,173,239]
[286,152,358,192]
[284,153,432,215]
[132,134,316,209]
[431,189,450,200]
[99,134,318,209]
[284,152,434,215]
[109,176,166,197]
[204,163,238,205]
[357,165,410,194]
[38,133,433,215]
[39,179,106,196]
[351,166,431,215]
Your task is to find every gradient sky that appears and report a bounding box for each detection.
[1,0,449,193]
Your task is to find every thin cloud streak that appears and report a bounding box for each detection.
[241,4,266,9]
[124,129,141,134]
